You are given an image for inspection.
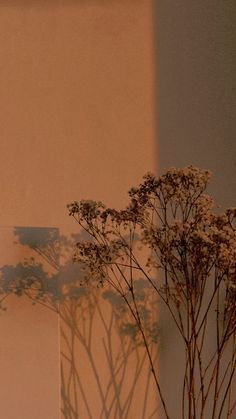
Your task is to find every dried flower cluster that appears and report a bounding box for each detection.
[68,166,236,419]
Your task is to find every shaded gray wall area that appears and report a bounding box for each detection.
[155,3,236,417]
[155,0,236,209]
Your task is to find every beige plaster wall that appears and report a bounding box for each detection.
[0,1,156,418]
[0,0,156,233]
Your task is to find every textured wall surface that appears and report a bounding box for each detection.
[0,0,156,233]
[0,1,156,418]
[156,0,236,208]
[155,3,236,417]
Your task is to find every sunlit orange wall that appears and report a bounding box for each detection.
[0,0,156,232]
[0,1,156,418]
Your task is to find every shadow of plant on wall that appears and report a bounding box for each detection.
[0,166,235,419]
[0,227,158,419]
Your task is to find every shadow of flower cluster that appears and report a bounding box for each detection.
[0,226,158,419]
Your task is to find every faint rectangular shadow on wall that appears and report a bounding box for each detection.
[0,226,60,419]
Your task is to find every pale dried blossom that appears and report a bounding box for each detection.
[69,167,235,315]
[68,166,236,419]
